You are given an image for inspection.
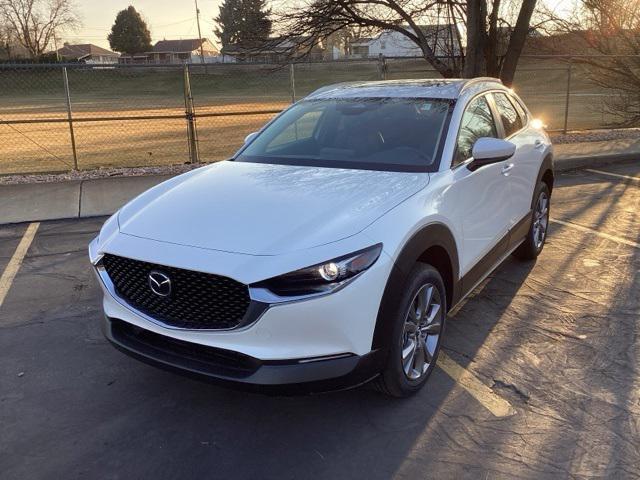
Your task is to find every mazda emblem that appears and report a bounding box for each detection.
[148,271,172,297]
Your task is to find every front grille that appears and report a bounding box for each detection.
[101,254,251,329]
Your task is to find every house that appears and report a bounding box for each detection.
[489,26,543,55]
[0,41,30,61]
[224,36,325,63]
[119,38,219,64]
[523,31,594,55]
[57,43,120,64]
[350,38,375,57]
[150,38,219,63]
[349,25,462,58]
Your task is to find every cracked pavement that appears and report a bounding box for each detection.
[1,163,639,479]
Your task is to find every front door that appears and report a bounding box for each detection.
[447,94,513,285]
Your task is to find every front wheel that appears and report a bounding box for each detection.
[374,264,447,397]
[513,182,550,261]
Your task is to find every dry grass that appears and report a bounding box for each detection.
[0,103,285,175]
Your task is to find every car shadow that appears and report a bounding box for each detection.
[75,254,535,480]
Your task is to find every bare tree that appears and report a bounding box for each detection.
[275,1,460,76]
[565,0,640,126]
[0,0,79,58]
[275,0,548,84]
[0,21,14,58]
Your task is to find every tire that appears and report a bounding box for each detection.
[374,263,447,398]
[513,182,550,261]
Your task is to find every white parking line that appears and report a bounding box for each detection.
[550,218,640,250]
[438,352,516,417]
[0,222,39,308]
[585,168,640,182]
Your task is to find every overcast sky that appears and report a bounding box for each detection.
[60,0,576,51]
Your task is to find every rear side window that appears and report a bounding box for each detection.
[454,95,498,166]
[493,92,523,137]
[510,95,528,123]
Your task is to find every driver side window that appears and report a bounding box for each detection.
[453,95,498,167]
[266,109,324,152]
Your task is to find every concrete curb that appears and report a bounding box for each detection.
[0,154,637,225]
[1,175,171,225]
[554,152,638,172]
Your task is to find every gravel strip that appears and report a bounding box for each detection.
[0,163,207,186]
[549,127,640,144]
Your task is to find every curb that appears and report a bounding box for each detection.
[554,152,638,172]
[1,154,637,225]
[0,174,171,225]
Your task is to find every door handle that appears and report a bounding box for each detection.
[534,140,544,149]
[502,163,514,176]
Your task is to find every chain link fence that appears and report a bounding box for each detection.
[0,55,635,175]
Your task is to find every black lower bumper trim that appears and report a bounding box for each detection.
[104,317,384,394]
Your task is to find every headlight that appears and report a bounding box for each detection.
[254,244,382,298]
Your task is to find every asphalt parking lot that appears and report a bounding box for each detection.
[1,163,639,479]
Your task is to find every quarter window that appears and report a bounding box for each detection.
[454,95,498,166]
[493,92,523,137]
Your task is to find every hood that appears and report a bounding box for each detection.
[118,161,428,255]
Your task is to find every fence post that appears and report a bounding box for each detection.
[289,63,296,103]
[378,54,387,80]
[62,67,78,170]
[563,57,573,134]
[183,64,199,164]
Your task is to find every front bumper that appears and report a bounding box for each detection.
[103,316,384,394]
[90,233,394,390]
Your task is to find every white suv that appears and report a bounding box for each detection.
[89,78,553,397]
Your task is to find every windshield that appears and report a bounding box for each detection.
[236,97,452,172]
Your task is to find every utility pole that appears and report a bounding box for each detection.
[53,32,60,62]
[195,0,205,65]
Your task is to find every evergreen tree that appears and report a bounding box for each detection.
[214,0,272,50]
[108,6,152,55]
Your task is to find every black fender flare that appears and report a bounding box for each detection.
[371,222,460,352]
[533,153,554,207]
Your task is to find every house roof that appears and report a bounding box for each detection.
[351,24,460,46]
[350,38,375,46]
[415,24,458,35]
[58,43,119,59]
[224,36,322,55]
[153,38,216,53]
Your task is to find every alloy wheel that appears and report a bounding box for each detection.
[401,283,443,380]
[533,191,549,249]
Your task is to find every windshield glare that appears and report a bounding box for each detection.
[237,98,451,172]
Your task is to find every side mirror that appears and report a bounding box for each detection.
[244,131,259,144]
[468,137,516,171]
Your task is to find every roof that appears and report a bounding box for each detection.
[224,36,321,55]
[415,23,458,35]
[58,43,119,59]
[350,38,375,46]
[153,39,214,53]
[305,78,504,100]
[351,24,460,46]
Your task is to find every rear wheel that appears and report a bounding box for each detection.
[375,264,446,397]
[513,182,550,261]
